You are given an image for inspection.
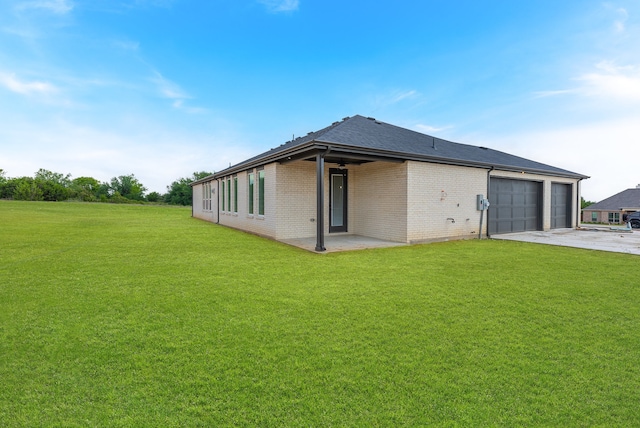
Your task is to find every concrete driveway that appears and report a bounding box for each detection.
[492,227,640,255]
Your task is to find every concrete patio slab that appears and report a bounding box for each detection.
[491,227,640,256]
[280,234,406,253]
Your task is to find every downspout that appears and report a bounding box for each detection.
[576,178,583,228]
[315,146,332,252]
[480,166,494,239]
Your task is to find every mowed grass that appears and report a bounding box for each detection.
[1,201,639,426]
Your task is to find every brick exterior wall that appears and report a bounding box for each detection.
[191,181,217,223]
[582,210,625,224]
[407,162,487,243]
[192,159,582,244]
[351,162,408,242]
[215,163,277,239]
[275,162,317,240]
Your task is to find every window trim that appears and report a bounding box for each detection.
[227,178,232,213]
[608,212,620,223]
[258,169,265,216]
[221,180,225,212]
[202,181,212,211]
[248,171,255,215]
[233,176,238,214]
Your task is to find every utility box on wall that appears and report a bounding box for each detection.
[477,194,490,211]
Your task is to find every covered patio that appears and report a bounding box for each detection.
[280,234,406,253]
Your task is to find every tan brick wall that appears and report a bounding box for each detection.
[406,162,486,243]
[216,164,277,239]
[191,182,217,223]
[192,182,203,218]
[490,171,580,230]
[351,161,408,242]
[275,161,317,240]
[192,159,582,244]
[275,161,361,240]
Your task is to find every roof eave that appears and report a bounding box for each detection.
[192,140,589,183]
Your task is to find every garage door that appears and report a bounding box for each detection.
[551,183,572,229]
[488,178,542,235]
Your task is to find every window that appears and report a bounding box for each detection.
[227,178,232,213]
[608,212,620,223]
[221,180,225,212]
[248,172,254,215]
[591,212,598,222]
[203,182,212,211]
[258,169,265,216]
[233,176,238,214]
[202,182,207,210]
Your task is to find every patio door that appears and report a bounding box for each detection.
[329,169,348,233]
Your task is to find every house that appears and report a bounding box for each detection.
[582,186,640,224]
[191,115,588,251]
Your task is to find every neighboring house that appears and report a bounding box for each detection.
[191,115,588,251]
[582,187,640,224]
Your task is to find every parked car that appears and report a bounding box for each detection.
[626,211,640,229]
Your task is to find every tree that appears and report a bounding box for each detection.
[146,191,162,203]
[70,177,101,201]
[581,197,595,209]
[13,177,44,201]
[109,174,147,201]
[1,177,19,199]
[34,169,71,201]
[0,169,7,198]
[165,171,212,206]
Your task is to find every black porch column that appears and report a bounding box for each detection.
[315,152,326,252]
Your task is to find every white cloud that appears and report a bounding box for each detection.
[0,119,253,193]
[390,90,418,104]
[0,72,58,95]
[372,89,421,110]
[150,71,187,100]
[476,115,640,202]
[15,0,74,14]
[576,61,640,101]
[258,0,299,13]
[614,7,628,32]
[531,89,577,99]
[149,70,208,113]
[414,123,451,134]
[532,61,640,103]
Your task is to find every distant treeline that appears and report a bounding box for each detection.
[0,169,212,206]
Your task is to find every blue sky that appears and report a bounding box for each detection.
[1,0,639,200]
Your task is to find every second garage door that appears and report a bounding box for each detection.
[551,183,572,229]
[488,178,542,235]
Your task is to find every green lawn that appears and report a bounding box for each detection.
[1,201,639,426]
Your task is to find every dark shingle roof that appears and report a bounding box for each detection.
[584,188,640,210]
[208,115,587,180]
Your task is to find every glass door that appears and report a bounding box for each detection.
[329,169,347,233]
